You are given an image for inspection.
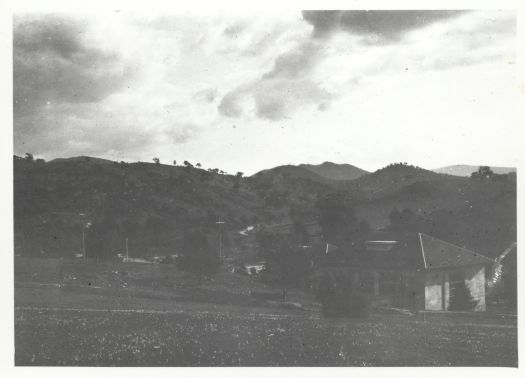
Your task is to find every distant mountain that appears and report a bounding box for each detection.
[252,164,332,185]
[433,165,516,177]
[49,156,115,165]
[338,163,454,200]
[252,162,368,188]
[299,162,368,181]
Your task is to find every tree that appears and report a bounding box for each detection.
[291,219,309,246]
[196,163,202,168]
[183,160,194,173]
[84,218,113,260]
[449,281,479,311]
[316,192,368,247]
[177,226,221,285]
[173,160,177,166]
[501,249,517,310]
[388,207,420,231]
[316,269,370,318]
[256,229,311,301]
[471,166,494,181]
[153,157,160,165]
[233,171,244,191]
[24,153,34,161]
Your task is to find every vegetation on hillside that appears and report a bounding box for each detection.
[14,155,516,267]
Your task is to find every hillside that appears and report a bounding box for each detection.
[354,174,515,232]
[432,165,516,177]
[336,163,454,200]
[299,162,368,181]
[252,161,368,186]
[14,156,269,259]
[252,164,335,185]
[14,157,516,261]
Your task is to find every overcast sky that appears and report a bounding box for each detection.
[13,10,517,174]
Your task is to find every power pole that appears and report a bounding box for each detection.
[219,232,222,259]
[82,222,91,260]
[82,229,86,260]
[125,237,129,262]
[216,219,225,260]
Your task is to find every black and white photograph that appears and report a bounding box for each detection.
[3,0,522,370]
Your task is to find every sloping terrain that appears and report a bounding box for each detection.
[354,175,516,256]
[252,164,335,186]
[14,157,516,260]
[299,162,368,181]
[14,157,268,258]
[337,163,455,200]
[433,165,516,177]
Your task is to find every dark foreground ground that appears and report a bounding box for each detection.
[14,258,518,367]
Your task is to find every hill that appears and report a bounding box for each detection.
[299,162,368,181]
[14,157,516,261]
[337,163,454,200]
[49,156,115,165]
[252,164,333,185]
[14,156,269,259]
[252,161,368,186]
[432,165,516,177]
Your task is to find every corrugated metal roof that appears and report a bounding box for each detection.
[355,232,493,271]
[419,233,494,269]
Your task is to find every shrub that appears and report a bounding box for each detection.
[449,282,479,311]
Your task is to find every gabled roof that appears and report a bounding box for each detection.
[355,232,494,272]
[419,233,494,269]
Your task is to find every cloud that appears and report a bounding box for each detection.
[12,12,517,174]
[13,15,132,115]
[218,77,331,121]
[193,88,218,103]
[14,98,199,160]
[218,89,245,118]
[262,41,320,79]
[302,10,465,42]
[253,79,330,120]
[223,22,246,38]
[218,39,330,121]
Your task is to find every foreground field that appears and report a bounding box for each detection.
[14,258,518,367]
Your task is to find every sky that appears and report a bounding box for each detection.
[13,10,518,175]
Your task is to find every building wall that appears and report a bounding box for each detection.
[350,266,486,312]
[465,265,486,311]
[424,266,486,312]
[443,272,450,310]
[424,271,444,310]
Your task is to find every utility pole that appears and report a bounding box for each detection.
[82,229,86,260]
[82,221,91,260]
[215,219,225,260]
[125,237,129,262]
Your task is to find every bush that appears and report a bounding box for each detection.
[321,291,370,318]
[449,282,479,311]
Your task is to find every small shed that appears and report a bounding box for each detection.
[350,232,494,311]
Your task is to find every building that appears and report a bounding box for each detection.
[346,232,494,311]
[261,219,323,244]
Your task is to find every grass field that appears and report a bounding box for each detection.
[14,257,518,367]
